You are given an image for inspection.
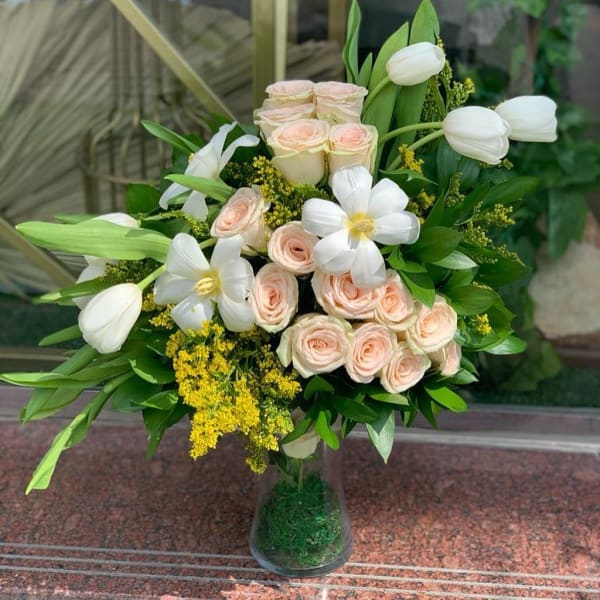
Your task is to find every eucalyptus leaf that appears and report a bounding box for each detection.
[424,385,468,412]
[365,407,395,463]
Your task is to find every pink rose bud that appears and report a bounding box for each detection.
[276,313,353,378]
[314,81,368,124]
[268,221,318,275]
[380,342,431,393]
[430,340,462,377]
[328,123,378,176]
[311,270,384,320]
[406,295,458,354]
[375,270,417,332]
[254,103,316,139]
[250,263,298,333]
[263,80,315,108]
[268,119,330,185]
[346,322,397,384]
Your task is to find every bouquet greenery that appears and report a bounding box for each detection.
[3,0,557,502]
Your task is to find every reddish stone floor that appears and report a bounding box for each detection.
[0,413,599,599]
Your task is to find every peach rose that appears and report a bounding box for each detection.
[380,342,431,393]
[250,263,298,333]
[268,221,318,275]
[430,340,462,377]
[346,322,397,384]
[210,187,270,252]
[375,270,417,332]
[268,119,330,185]
[254,103,316,138]
[328,123,378,176]
[312,270,384,320]
[314,81,368,124]
[263,80,315,108]
[277,313,353,378]
[406,295,458,353]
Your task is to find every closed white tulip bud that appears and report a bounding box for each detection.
[78,283,142,354]
[442,106,511,165]
[386,42,445,86]
[494,95,558,142]
[281,427,320,459]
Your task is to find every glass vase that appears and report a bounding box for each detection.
[249,440,352,577]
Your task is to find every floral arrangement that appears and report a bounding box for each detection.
[3,0,557,502]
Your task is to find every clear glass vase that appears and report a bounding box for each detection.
[249,441,352,577]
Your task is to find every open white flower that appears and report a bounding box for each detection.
[302,165,420,288]
[154,233,254,332]
[159,124,259,219]
[78,283,142,354]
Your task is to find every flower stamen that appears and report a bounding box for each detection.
[347,213,374,239]
[195,272,220,296]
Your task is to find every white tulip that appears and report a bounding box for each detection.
[442,106,511,165]
[281,427,320,459]
[78,283,142,354]
[494,95,558,142]
[386,42,445,86]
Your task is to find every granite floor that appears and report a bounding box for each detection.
[0,396,599,599]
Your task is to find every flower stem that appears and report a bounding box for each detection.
[378,121,443,145]
[362,75,391,113]
[137,265,166,290]
[199,237,217,250]
[387,129,446,171]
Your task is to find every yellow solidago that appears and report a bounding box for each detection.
[149,305,176,330]
[469,313,493,336]
[141,293,156,313]
[396,144,424,174]
[481,204,515,228]
[166,322,298,473]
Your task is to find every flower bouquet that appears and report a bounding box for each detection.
[2,0,557,577]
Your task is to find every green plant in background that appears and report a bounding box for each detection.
[458,0,600,392]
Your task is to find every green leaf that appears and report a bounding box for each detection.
[483,335,527,355]
[16,220,171,262]
[446,184,490,225]
[38,325,81,347]
[126,184,160,214]
[547,189,587,258]
[444,285,496,316]
[445,369,478,385]
[424,385,468,412]
[141,120,200,154]
[136,390,179,410]
[280,416,312,445]
[26,390,109,493]
[399,270,436,307]
[418,396,438,428]
[143,403,189,459]
[21,387,83,422]
[164,175,234,203]
[481,176,540,210]
[477,256,529,287]
[409,226,462,263]
[365,388,409,406]
[18,345,97,422]
[37,279,110,304]
[356,52,373,88]
[342,0,361,84]
[436,139,459,191]
[369,22,409,87]
[365,407,395,463]
[303,375,335,400]
[330,396,377,422]
[314,410,339,450]
[433,251,477,270]
[111,377,161,412]
[130,355,175,384]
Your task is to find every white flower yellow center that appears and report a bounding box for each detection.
[347,212,374,239]
[195,271,220,296]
